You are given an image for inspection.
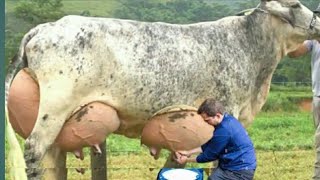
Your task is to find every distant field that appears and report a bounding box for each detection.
[61,0,119,17]
[248,112,314,150]
[262,85,312,112]
[5,0,172,17]
[5,0,118,17]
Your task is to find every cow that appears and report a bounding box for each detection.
[5,0,320,179]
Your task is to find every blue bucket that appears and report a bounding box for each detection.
[157,168,203,180]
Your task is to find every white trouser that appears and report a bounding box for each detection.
[313,96,320,180]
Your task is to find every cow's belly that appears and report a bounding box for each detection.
[8,69,120,152]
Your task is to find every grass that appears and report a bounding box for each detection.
[262,87,312,112]
[248,112,314,150]
[63,150,315,180]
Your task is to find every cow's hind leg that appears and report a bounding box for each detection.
[24,80,79,179]
[42,146,67,180]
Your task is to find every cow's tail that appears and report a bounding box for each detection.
[5,27,39,180]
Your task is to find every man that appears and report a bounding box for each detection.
[287,4,320,179]
[174,98,256,180]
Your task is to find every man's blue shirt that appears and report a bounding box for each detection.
[196,113,256,171]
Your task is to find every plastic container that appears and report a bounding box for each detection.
[157,168,203,180]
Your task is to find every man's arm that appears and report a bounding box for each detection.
[176,147,202,157]
[175,155,198,164]
[287,43,309,58]
[175,134,230,164]
[196,134,229,163]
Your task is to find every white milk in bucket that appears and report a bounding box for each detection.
[161,169,198,180]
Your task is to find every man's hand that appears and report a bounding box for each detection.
[174,154,188,164]
[175,150,191,158]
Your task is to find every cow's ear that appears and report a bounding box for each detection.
[264,1,295,26]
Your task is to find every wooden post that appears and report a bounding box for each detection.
[90,141,107,180]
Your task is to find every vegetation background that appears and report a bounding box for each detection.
[5,0,319,179]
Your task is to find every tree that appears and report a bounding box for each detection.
[113,0,231,24]
[14,0,64,24]
[5,0,65,69]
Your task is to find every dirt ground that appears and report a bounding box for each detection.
[299,99,312,112]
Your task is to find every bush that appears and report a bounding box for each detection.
[262,85,312,112]
[14,0,64,24]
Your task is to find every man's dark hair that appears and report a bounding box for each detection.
[197,98,225,117]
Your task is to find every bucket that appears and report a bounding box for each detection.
[157,168,203,180]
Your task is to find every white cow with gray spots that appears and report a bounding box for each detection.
[5,0,320,179]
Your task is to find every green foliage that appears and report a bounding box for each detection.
[113,0,232,23]
[60,0,118,17]
[248,112,314,150]
[273,56,312,83]
[270,84,311,92]
[14,0,64,24]
[5,11,31,68]
[262,94,297,112]
[262,87,312,112]
[80,10,91,17]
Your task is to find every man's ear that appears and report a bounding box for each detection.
[216,113,223,119]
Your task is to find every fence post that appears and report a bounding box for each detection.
[91,141,107,180]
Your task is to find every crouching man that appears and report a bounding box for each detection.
[174,98,256,180]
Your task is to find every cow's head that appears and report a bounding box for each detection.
[259,0,320,49]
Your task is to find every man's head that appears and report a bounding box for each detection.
[197,98,225,126]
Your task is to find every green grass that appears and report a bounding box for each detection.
[248,112,314,150]
[270,84,311,92]
[262,88,312,112]
[66,149,315,180]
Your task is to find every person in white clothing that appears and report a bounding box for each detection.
[288,5,320,179]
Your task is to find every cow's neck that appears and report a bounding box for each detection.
[236,12,284,124]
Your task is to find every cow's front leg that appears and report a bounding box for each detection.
[24,80,79,179]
